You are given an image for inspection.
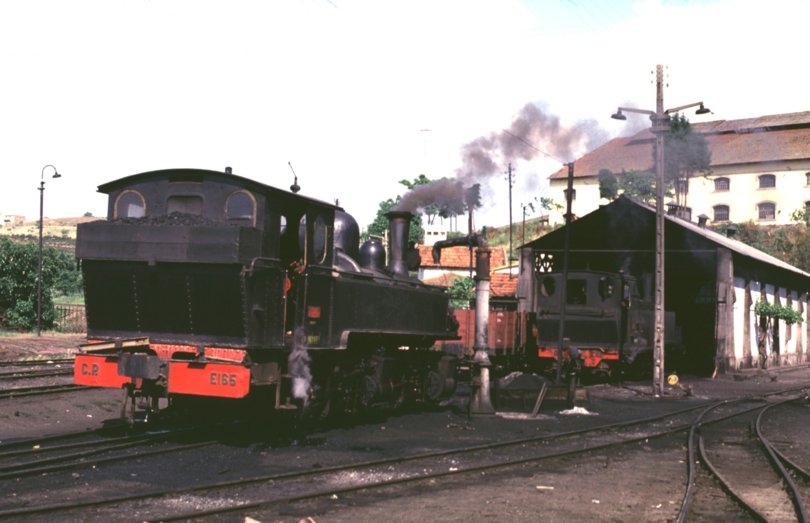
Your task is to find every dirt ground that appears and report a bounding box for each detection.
[0,333,84,361]
[2,335,810,522]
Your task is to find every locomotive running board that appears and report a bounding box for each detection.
[80,337,151,353]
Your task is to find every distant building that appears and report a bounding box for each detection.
[548,111,810,226]
[1,214,24,228]
[420,214,462,246]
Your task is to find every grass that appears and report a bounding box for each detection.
[53,293,85,305]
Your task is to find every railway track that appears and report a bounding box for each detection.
[0,383,88,399]
[677,395,810,522]
[0,359,78,398]
[0,358,74,368]
[2,386,807,523]
[0,368,74,380]
[0,427,216,481]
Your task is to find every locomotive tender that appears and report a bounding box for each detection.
[73,168,458,421]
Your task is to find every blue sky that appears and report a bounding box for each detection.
[2,0,808,229]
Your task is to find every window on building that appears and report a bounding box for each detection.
[806,172,810,186]
[675,179,689,194]
[114,190,146,219]
[713,205,729,222]
[225,190,256,225]
[805,201,810,214]
[714,177,730,191]
[167,195,203,215]
[758,174,776,189]
[564,188,576,201]
[758,202,776,220]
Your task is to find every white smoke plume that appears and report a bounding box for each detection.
[288,326,312,401]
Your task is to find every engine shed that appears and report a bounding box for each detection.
[517,195,810,375]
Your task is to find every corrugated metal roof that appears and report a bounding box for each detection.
[550,110,810,179]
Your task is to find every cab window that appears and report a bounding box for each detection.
[226,190,256,225]
[313,215,328,263]
[115,190,146,219]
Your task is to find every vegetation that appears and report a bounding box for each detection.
[754,300,803,325]
[660,113,711,205]
[365,176,430,244]
[717,220,810,274]
[365,175,482,245]
[598,115,710,206]
[0,237,82,331]
[447,276,475,309]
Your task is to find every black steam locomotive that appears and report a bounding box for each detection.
[518,266,682,379]
[74,168,458,422]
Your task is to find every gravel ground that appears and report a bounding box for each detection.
[2,335,809,522]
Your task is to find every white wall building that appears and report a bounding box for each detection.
[547,111,810,226]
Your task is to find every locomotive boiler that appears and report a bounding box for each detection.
[73,168,458,422]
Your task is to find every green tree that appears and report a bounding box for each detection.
[658,113,711,207]
[618,170,658,204]
[366,175,436,244]
[0,238,82,331]
[600,116,710,207]
[598,169,618,200]
[447,276,475,309]
[366,197,425,245]
[724,221,810,274]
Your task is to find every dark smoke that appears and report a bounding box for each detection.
[396,103,608,215]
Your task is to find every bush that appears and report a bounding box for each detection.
[0,238,82,331]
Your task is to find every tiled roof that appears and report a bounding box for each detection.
[422,272,462,287]
[417,245,507,269]
[420,258,518,298]
[490,272,518,297]
[550,110,810,179]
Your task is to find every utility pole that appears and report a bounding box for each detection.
[556,162,574,385]
[507,163,514,277]
[651,65,667,398]
[612,65,710,396]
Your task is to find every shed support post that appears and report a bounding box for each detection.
[714,248,734,373]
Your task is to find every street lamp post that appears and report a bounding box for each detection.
[611,64,710,396]
[37,164,62,337]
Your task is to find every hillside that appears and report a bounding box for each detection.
[480,216,556,261]
[0,216,99,241]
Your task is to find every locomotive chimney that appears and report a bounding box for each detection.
[385,211,413,277]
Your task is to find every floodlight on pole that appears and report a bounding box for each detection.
[610,65,710,397]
